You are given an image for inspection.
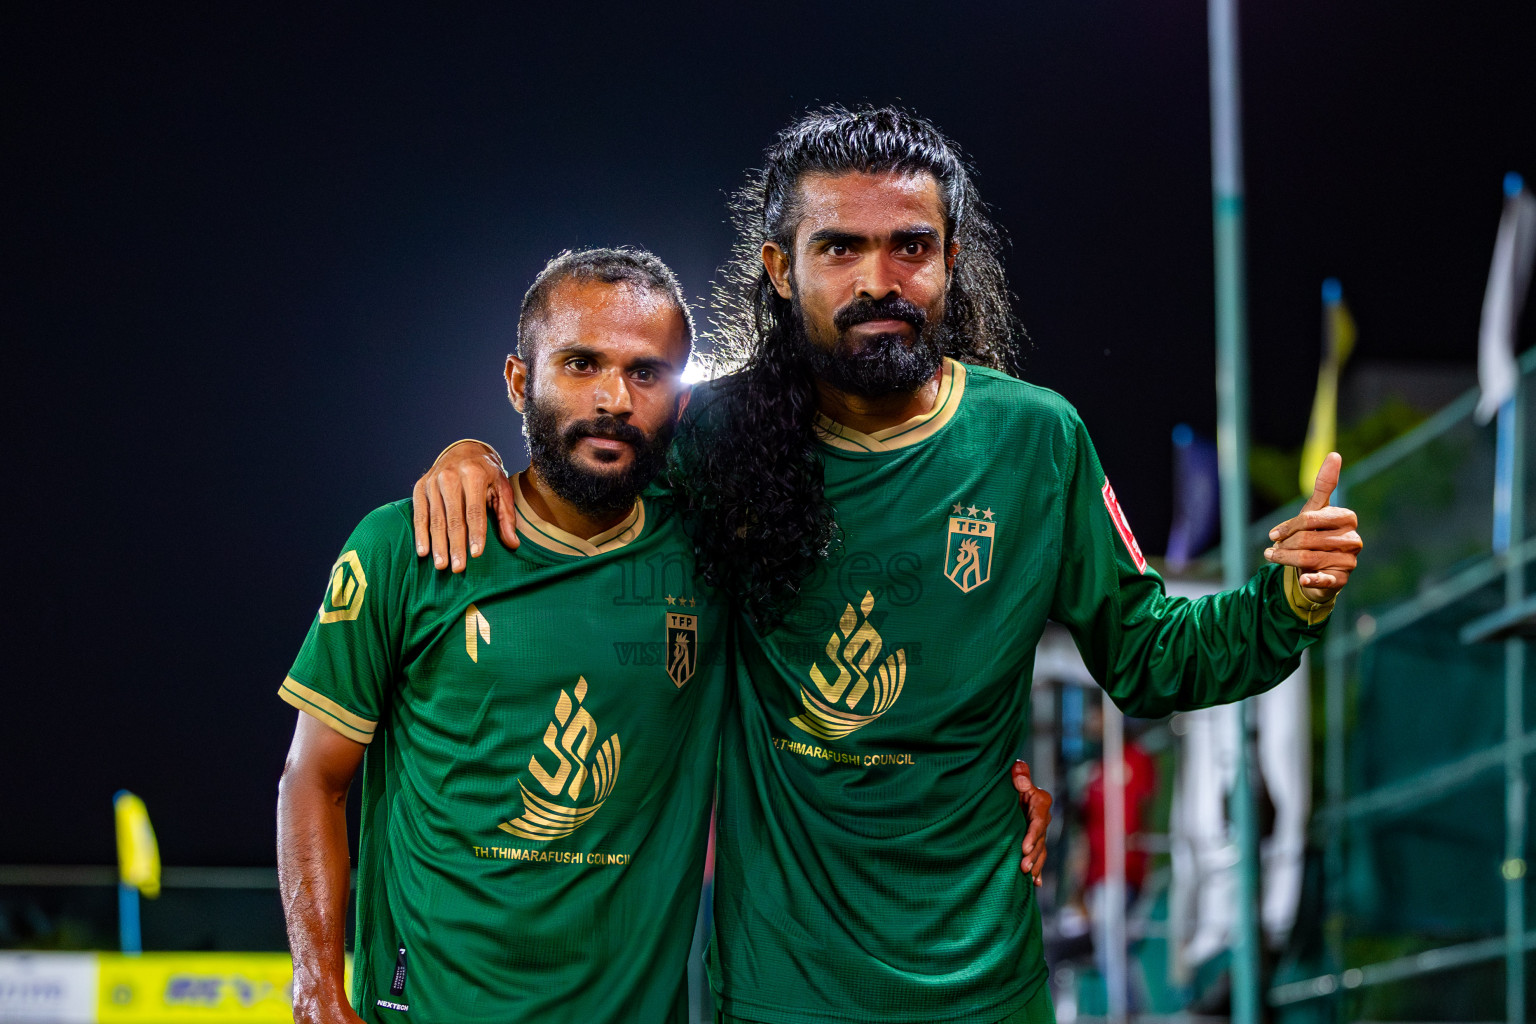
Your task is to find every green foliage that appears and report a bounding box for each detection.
[1342,936,1506,1018]
[1250,396,1429,508]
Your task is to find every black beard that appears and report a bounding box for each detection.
[791,292,947,398]
[523,385,674,518]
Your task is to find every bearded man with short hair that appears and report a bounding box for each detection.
[419,107,1360,1024]
[278,248,730,1024]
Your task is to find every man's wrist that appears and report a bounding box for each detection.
[291,973,352,1023]
[1282,564,1336,625]
[433,438,501,467]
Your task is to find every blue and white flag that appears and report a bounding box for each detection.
[1475,173,1536,424]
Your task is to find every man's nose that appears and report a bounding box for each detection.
[855,253,903,301]
[594,369,633,416]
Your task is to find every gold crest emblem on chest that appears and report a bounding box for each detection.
[666,610,698,688]
[944,503,996,593]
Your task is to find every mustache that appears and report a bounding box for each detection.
[560,415,647,448]
[833,295,927,333]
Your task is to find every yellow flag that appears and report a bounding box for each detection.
[1300,279,1356,494]
[114,791,161,899]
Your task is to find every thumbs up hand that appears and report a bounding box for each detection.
[1264,452,1363,603]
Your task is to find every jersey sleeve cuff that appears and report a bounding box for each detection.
[278,676,377,744]
[1282,565,1337,626]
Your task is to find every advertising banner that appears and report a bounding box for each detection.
[96,954,294,1022]
[0,953,98,1023]
[1,952,352,1023]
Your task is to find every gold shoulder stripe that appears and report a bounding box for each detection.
[512,472,645,556]
[1282,565,1336,626]
[814,359,967,453]
[278,676,376,745]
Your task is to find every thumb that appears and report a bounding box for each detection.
[493,475,520,549]
[1011,760,1035,795]
[1302,451,1342,513]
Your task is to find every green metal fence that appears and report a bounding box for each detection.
[1266,347,1535,1022]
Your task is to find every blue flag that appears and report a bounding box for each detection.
[1166,424,1220,572]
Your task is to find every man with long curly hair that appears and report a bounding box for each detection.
[417,108,1360,1023]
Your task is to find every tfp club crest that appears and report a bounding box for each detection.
[665,610,698,688]
[944,503,996,593]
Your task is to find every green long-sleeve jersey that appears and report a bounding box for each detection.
[279,482,727,1024]
[706,359,1331,1023]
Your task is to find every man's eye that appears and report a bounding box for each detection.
[829,244,849,257]
[902,242,926,256]
[567,358,591,371]
[631,369,655,383]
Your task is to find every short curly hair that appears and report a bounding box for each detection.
[517,246,695,361]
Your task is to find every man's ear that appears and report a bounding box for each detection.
[946,240,960,274]
[762,241,794,300]
[676,386,692,421]
[506,355,528,413]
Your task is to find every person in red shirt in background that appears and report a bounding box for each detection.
[1083,726,1158,899]
[1079,708,1158,1010]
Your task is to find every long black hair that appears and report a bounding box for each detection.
[673,106,1027,631]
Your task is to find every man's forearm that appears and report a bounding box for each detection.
[1099,563,1321,718]
[277,770,356,1022]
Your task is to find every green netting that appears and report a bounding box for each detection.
[1351,581,1508,793]
[1524,368,1536,548]
[1336,413,1496,620]
[1343,955,1507,1020]
[1343,776,1506,935]
[1276,352,1535,1020]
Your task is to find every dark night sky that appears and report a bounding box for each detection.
[6,2,1534,865]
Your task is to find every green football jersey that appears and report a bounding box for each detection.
[279,476,727,1024]
[706,359,1331,1023]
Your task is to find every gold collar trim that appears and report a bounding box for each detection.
[814,358,967,453]
[513,472,645,557]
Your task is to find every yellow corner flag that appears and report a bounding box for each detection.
[1300,278,1357,495]
[114,790,161,899]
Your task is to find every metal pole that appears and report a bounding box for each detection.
[1323,555,1348,1022]
[118,881,142,955]
[1208,1,1261,1021]
[1500,389,1527,1024]
[1102,691,1129,1022]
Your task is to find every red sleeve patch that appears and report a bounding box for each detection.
[1101,478,1148,574]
